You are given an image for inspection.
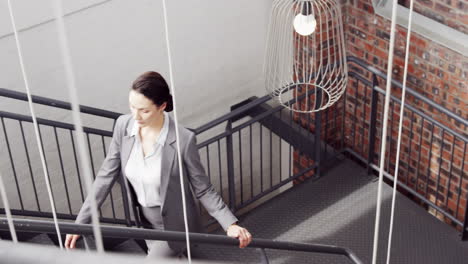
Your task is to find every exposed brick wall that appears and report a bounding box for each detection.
[343,0,467,229]
[293,0,468,232]
[345,5,467,122]
[399,0,468,34]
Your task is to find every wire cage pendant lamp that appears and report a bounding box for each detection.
[265,0,348,113]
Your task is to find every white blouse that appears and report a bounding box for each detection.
[124,112,169,207]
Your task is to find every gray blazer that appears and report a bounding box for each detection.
[76,114,238,249]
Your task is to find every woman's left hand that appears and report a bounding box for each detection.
[227,224,252,248]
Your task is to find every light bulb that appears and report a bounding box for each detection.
[293,13,317,36]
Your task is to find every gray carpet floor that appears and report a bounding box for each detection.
[192,158,468,264]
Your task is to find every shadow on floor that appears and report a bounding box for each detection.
[193,159,468,264]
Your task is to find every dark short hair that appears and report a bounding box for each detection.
[131,71,173,112]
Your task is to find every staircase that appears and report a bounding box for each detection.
[0,86,360,263]
[3,158,468,263]
[1,56,467,263]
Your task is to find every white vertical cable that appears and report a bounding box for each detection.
[51,0,104,253]
[0,172,17,242]
[161,0,192,262]
[6,0,63,249]
[371,0,399,262]
[386,0,414,263]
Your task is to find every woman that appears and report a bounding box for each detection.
[65,71,252,257]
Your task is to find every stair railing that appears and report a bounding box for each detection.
[1,55,466,241]
[0,217,363,264]
[345,56,468,239]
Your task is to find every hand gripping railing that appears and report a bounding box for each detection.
[0,217,363,264]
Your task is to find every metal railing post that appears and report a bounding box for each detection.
[314,90,322,178]
[367,73,379,175]
[462,193,468,240]
[225,120,236,210]
[118,177,132,227]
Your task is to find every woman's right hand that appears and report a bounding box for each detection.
[65,234,81,249]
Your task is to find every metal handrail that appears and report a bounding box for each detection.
[0,111,113,136]
[195,56,467,139]
[347,72,467,142]
[193,95,272,134]
[0,87,122,119]
[0,217,363,264]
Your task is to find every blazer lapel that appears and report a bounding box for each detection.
[160,116,177,208]
[121,118,136,170]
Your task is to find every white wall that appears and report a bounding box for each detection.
[0,0,271,129]
[0,0,286,216]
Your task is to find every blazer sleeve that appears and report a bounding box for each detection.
[183,132,238,231]
[75,115,125,224]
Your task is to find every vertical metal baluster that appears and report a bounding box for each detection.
[424,124,434,193]
[260,124,263,192]
[315,88,322,178]
[387,102,395,172]
[54,127,72,215]
[415,117,424,192]
[226,121,236,210]
[445,136,456,210]
[111,115,125,220]
[217,140,223,198]
[463,169,468,239]
[279,109,282,182]
[405,112,415,186]
[238,130,243,204]
[334,101,338,149]
[86,133,102,216]
[249,124,253,198]
[434,129,445,204]
[341,92,347,149]
[19,121,40,211]
[206,145,211,182]
[70,130,84,202]
[361,86,368,156]
[86,134,96,178]
[352,80,359,149]
[1,118,24,210]
[269,115,273,188]
[455,142,468,222]
[37,124,54,213]
[325,108,329,160]
[307,112,311,150]
[289,108,293,178]
[118,175,133,227]
[101,136,116,219]
[367,74,379,174]
[204,145,211,216]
